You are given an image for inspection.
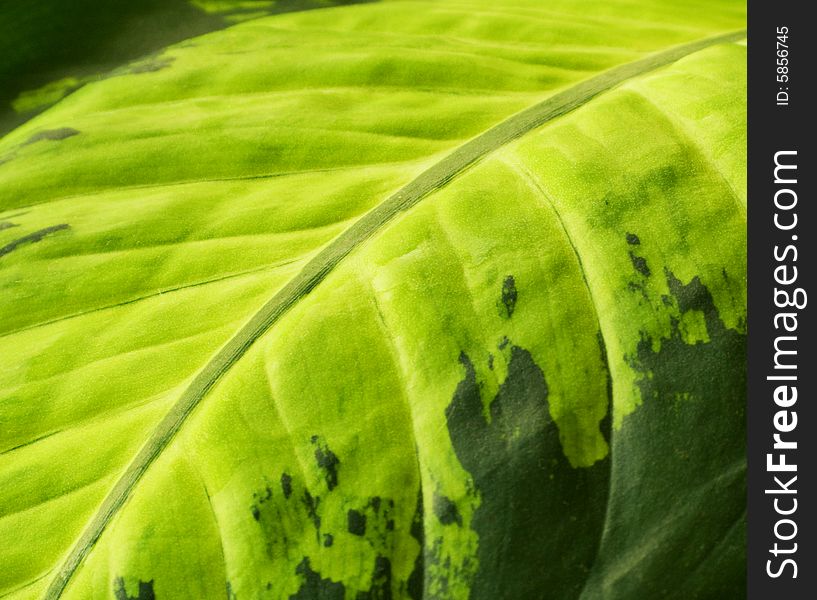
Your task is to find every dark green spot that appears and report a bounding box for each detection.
[311,436,340,491]
[432,491,462,527]
[626,232,641,245]
[446,347,610,598]
[347,509,366,536]
[632,271,746,406]
[113,577,154,600]
[629,251,651,277]
[499,275,518,318]
[250,482,274,522]
[356,556,393,600]
[290,557,345,600]
[302,490,321,534]
[281,472,293,499]
[323,533,334,547]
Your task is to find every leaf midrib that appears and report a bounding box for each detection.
[44,28,746,599]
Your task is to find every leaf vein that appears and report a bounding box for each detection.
[44,28,746,598]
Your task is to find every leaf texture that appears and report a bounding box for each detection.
[0,1,747,598]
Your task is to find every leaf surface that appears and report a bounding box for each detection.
[0,0,367,135]
[0,1,746,598]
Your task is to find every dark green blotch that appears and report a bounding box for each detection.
[595,330,613,445]
[347,509,366,536]
[226,581,237,600]
[432,491,462,527]
[631,270,746,410]
[290,557,345,600]
[667,270,715,314]
[302,490,321,531]
[323,533,334,547]
[356,556,393,600]
[599,270,747,598]
[0,223,69,258]
[499,275,518,318]
[0,221,18,231]
[406,490,425,600]
[627,280,650,303]
[311,435,340,491]
[250,483,273,521]
[423,537,452,597]
[446,347,610,599]
[281,472,293,499]
[113,577,154,600]
[629,250,651,277]
[626,232,641,245]
[24,127,79,145]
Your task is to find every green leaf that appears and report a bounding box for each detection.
[0,1,746,598]
[0,0,365,134]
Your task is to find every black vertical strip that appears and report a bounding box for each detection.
[748,1,814,597]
